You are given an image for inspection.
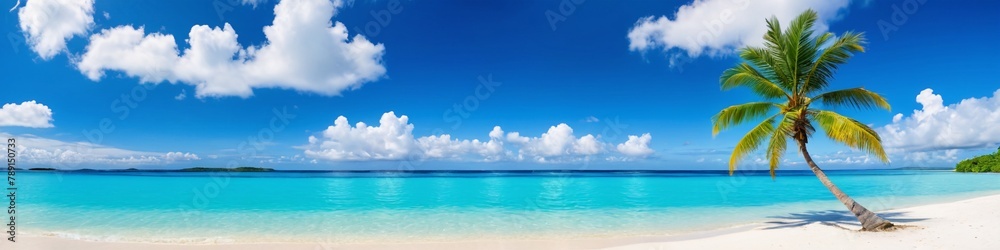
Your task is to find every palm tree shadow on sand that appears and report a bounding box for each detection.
[763,210,927,230]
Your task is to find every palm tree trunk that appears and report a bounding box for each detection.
[796,139,895,231]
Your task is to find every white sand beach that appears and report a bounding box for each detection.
[12,194,1000,250]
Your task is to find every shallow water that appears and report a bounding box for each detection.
[15,170,1000,243]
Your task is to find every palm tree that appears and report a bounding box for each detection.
[712,10,895,231]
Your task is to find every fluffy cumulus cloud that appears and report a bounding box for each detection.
[879,88,1000,152]
[617,133,654,157]
[627,0,851,65]
[303,112,655,162]
[417,126,507,161]
[505,124,604,162]
[76,0,386,98]
[304,111,416,161]
[76,26,179,83]
[16,0,95,59]
[4,133,199,167]
[0,100,54,128]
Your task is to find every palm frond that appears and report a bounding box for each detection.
[712,102,778,136]
[782,9,820,94]
[729,115,778,174]
[720,63,789,99]
[740,47,793,92]
[765,113,795,178]
[812,110,889,163]
[812,87,890,111]
[763,16,782,48]
[801,31,866,95]
[759,16,796,92]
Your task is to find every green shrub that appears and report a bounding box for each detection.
[956,148,1000,173]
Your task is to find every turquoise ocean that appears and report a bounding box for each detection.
[16,170,1000,243]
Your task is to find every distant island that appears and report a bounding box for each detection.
[956,147,1000,173]
[180,167,275,172]
[28,168,57,171]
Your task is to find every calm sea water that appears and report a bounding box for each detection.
[15,170,1000,243]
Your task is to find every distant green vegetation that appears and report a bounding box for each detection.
[956,148,1000,173]
[180,167,275,172]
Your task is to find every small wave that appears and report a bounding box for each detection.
[27,228,693,245]
[33,231,241,244]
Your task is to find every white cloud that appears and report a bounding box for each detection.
[76,0,386,98]
[303,112,655,163]
[304,111,416,161]
[900,149,958,163]
[4,133,199,167]
[505,124,606,162]
[879,88,1000,152]
[164,151,201,161]
[0,100,54,128]
[812,151,875,165]
[175,90,187,100]
[17,0,95,59]
[584,116,600,123]
[627,0,851,65]
[617,133,654,158]
[416,131,506,161]
[9,0,20,12]
[240,0,268,7]
[303,112,508,161]
[76,25,180,83]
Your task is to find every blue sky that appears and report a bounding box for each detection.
[2,0,999,170]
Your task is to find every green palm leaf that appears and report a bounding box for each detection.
[802,32,866,95]
[765,113,795,178]
[712,102,777,136]
[728,115,777,174]
[720,63,789,99]
[812,87,891,111]
[812,110,889,163]
[781,9,820,94]
[740,47,793,92]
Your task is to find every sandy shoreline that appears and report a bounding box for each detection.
[9,194,1000,250]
